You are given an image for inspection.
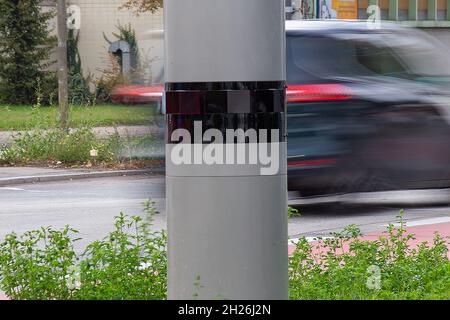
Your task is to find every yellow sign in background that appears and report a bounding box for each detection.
[332,0,358,19]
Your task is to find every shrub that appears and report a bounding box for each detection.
[76,214,167,300]
[0,226,79,300]
[68,29,94,106]
[289,212,450,300]
[0,128,115,165]
[288,206,301,218]
[0,210,448,300]
[109,130,164,162]
[95,54,129,103]
[36,73,59,107]
[69,73,94,106]
[104,23,140,73]
[0,103,163,166]
[0,207,167,300]
[0,120,163,166]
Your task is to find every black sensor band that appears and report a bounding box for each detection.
[166,81,286,115]
[166,81,286,143]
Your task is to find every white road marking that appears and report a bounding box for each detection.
[0,187,25,191]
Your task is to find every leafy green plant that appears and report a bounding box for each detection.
[69,73,94,106]
[143,199,160,218]
[95,54,129,103]
[289,212,450,300]
[111,130,164,164]
[0,125,162,166]
[0,226,79,300]
[34,73,59,107]
[104,23,140,73]
[68,29,94,106]
[96,23,140,103]
[288,206,301,218]
[0,209,448,300]
[103,22,157,86]
[76,214,167,300]
[0,206,167,300]
[0,127,115,165]
[0,106,163,166]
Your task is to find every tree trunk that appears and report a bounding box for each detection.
[57,0,69,129]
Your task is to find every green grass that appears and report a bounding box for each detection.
[0,127,164,166]
[0,104,159,130]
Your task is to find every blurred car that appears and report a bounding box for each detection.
[286,20,450,196]
[112,20,450,198]
[111,85,164,104]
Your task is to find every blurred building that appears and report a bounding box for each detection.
[42,0,164,84]
[286,0,450,51]
[286,0,450,21]
[38,0,450,82]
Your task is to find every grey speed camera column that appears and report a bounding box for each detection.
[165,0,288,300]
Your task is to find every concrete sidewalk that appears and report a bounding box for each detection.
[0,166,164,187]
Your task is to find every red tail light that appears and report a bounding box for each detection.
[288,158,337,168]
[287,84,352,103]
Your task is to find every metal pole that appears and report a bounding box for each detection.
[165,0,288,300]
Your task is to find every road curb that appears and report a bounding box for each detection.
[0,167,165,187]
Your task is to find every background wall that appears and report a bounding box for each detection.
[68,0,164,83]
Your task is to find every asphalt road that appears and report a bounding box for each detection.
[0,176,166,249]
[0,175,449,250]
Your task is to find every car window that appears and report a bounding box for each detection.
[287,35,370,83]
[287,32,450,84]
[353,41,407,76]
[287,35,406,83]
